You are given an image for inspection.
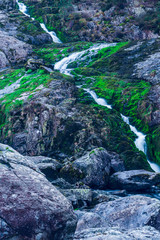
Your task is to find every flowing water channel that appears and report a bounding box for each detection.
[16,1,160,172]
[16,0,62,43]
[54,46,160,173]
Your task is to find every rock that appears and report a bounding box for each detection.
[110,152,125,172]
[92,190,126,206]
[0,51,9,68]
[24,0,159,43]
[0,0,16,11]
[0,143,77,239]
[61,189,93,208]
[26,155,62,180]
[0,32,32,68]
[134,52,160,85]
[109,170,160,192]
[25,58,45,70]
[74,195,160,239]
[76,195,160,232]
[74,226,160,240]
[61,148,111,189]
[51,178,76,189]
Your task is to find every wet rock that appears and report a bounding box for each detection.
[0,143,77,240]
[109,170,160,192]
[61,189,93,208]
[60,148,111,189]
[92,190,120,205]
[75,195,160,234]
[74,226,160,240]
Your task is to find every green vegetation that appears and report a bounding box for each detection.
[34,42,93,64]
[72,41,159,165]
[0,69,25,90]
[0,69,52,129]
[92,76,151,133]
[147,126,160,165]
[77,88,151,171]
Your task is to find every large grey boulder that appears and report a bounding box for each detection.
[0,143,77,240]
[109,170,160,192]
[60,148,112,189]
[75,195,160,233]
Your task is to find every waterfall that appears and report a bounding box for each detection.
[54,43,160,173]
[16,0,62,43]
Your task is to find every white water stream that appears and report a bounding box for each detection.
[54,43,116,75]
[14,2,160,172]
[54,44,160,173]
[16,0,62,43]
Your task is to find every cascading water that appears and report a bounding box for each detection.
[16,0,30,18]
[16,0,62,43]
[54,44,160,173]
[121,114,160,172]
[40,23,62,44]
[54,43,116,75]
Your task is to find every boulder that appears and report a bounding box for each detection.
[109,170,160,192]
[0,143,77,240]
[75,195,160,233]
[0,32,32,68]
[61,189,93,208]
[26,155,62,180]
[92,190,123,205]
[60,148,112,189]
[74,226,160,240]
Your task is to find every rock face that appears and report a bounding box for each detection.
[0,7,52,47]
[23,0,159,42]
[109,170,160,192]
[0,143,77,240]
[0,0,16,11]
[0,32,32,68]
[74,195,160,238]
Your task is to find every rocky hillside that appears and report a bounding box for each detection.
[23,0,159,42]
[1,0,160,239]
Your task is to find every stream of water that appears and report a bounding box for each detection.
[15,0,160,172]
[54,45,160,173]
[16,0,62,43]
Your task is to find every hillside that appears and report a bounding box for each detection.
[1,0,160,239]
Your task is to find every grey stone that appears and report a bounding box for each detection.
[0,143,77,240]
[109,170,160,192]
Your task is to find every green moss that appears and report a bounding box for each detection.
[77,89,151,171]
[92,76,151,133]
[0,68,52,130]
[147,126,160,165]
